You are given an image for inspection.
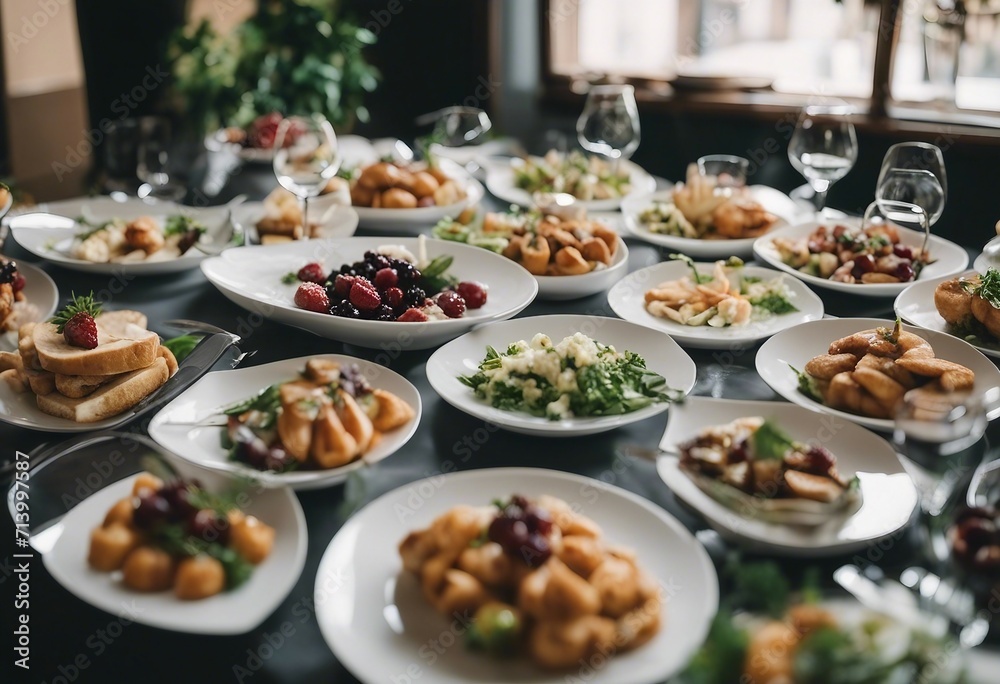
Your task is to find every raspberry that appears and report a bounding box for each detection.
[397,308,429,322]
[294,282,330,313]
[333,274,357,297]
[349,280,382,311]
[456,281,487,309]
[374,267,398,290]
[384,287,404,308]
[436,291,466,318]
[297,262,326,284]
[63,312,99,349]
[12,273,25,293]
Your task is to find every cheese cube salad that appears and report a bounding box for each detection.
[459,332,678,420]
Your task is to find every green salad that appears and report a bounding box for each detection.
[513,150,631,201]
[459,332,678,420]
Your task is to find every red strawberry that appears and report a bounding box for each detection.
[333,274,357,297]
[297,262,326,284]
[294,282,330,313]
[373,268,398,290]
[397,308,429,322]
[384,287,404,308]
[349,280,381,311]
[63,312,99,349]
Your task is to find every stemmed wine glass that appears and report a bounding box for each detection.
[576,84,641,172]
[137,116,184,201]
[894,389,995,568]
[876,142,947,227]
[787,100,858,217]
[272,115,341,240]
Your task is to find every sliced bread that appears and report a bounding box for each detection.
[33,310,159,376]
[55,372,114,399]
[36,356,169,423]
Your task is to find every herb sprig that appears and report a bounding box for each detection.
[50,292,102,333]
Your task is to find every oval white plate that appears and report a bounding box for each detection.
[622,186,805,259]
[433,231,630,302]
[230,200,359,242]
[314,467,718,684]
[39,460,307,634]
[486,158,656,212]
[353,159,485,232]
[1,260,59,351]
[895,270,1000,360]
[607,260,824,349]
[7,197,225,275]
[425,314,696,436]
[201,237,537,351]
[658,397,917,557]
[754,219,969,297]
[148,354,421,490]
[755,317,1000,431]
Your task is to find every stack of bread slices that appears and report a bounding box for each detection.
[0,311,176,422]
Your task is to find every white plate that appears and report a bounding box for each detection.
[755,317,1000,431]
[38,461,307,634]
[621,186,805,259]
[486,158,657,212]
[353,158,485,232]
[754,219,969,297]
[148,354,421,490]
[895,270,1000,360]
[205,132,380,166]
[657,397,917,557]
[1,260,59,351]
[314,467,718,684]
[8,197,219,275]
[425,314,696,436]
[607,261,824,349]
[200,237,537,351]
[230,200,359,242]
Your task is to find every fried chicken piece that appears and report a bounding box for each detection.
[124,216,164,254]
[804,353,859,380]
[856,353,917,388]
[971,295,1000,340]
[826,371,892,418]
[852,366,906,412]
[894,356,975,392]
[710,200,777,239]
[828,329,898,357]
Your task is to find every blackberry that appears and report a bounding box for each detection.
[331,300,360,319]
[0,260,17,285]
[374,304,395,321]
[371,254,391,271]
[406,287,426,307]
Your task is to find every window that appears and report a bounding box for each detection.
[544,0,1000,118]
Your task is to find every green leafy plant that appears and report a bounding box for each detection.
[168,0,379,135]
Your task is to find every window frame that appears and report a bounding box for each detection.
[538,0,1000,142]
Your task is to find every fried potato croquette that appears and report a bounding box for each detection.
[804,353,859,380]
[971,295,1000,340]
[402,496,658,671]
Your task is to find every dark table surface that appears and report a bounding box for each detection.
[3,161,999,684]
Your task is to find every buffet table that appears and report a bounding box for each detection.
[5,165,999,684]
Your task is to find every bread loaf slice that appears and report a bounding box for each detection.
[36,357,169,423]
[33,310,159,376]
[55,373,114,399]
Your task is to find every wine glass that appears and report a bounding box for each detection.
[697,155,750,195]
[876,142,947,227]
[137,116,184,201]
[893,390,990,565]
[576,84,640,171]
[787,100,858,217]
[272,115,341,240]
[416,106,493,147]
